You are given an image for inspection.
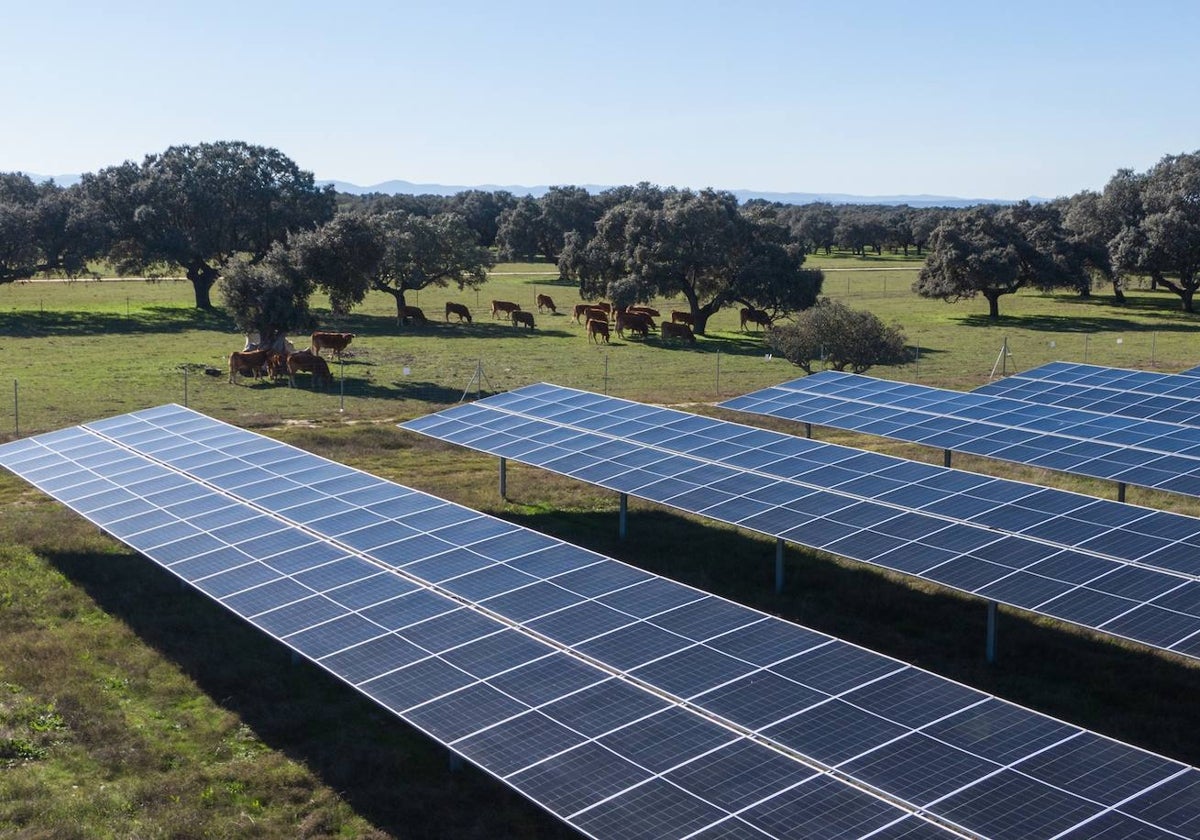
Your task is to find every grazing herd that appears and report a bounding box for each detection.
[229,331,351,388]
[228,294,769,388]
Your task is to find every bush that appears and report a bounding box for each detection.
[767,299,908,374]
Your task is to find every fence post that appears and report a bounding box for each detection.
[13,380,18,438]
[183,366,189,407]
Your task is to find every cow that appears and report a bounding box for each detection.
[400,305,427,325]
[628,305,661,318]
[583,307,609,325]
[445,301,472,323]
[587,318,610,344]
[266,352,290,383]
[310,331,354,358]
[492,300,521,319]
[536,293,557,313]
[615,310,652,338]
[286,350,334,390]
[740,307,772,331]
[511,310,535,330]
[228,348,272,384]
[661,322,696,344]
[571,303,592,323]
[670,310,694,325]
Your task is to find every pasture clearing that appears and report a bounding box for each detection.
[3,258,1200,836]
[1,259,1199,438]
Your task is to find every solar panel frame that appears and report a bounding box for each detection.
[976,362,1200,428]
[6,405,1200,840]
[401,384,1200,662]
[718,370,1200,502]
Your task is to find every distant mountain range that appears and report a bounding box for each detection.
[321,179,1032,208]
[19,172,1033,208]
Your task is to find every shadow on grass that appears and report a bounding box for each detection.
[42,546,573,839]
[956,311,1200,334]
[0,305,238,338]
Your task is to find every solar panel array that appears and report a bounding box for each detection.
[976,362,1200,427]
[4,407,1200,838]
[717,370,1200,498]
[402,383,1200,662]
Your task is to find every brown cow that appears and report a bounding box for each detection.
[740,307,771,331]
[445,301,472,323]
[492,300,521,319]
[266,352,290,383]
[628,305,661,318]
[228,348,271,384]
[536,293,557,313]
[286,350,334,390]
[584,306,609,325]
[310,331,354,358]
[511,310,535,330]
[670,310,694,325]
[571,303,591,323]
[587,318,610,344]
[615,310,652,338]
[401,305,427,325]
[661,322,696,344]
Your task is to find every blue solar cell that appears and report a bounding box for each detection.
[539,679,671,739]
[665,739,817,813]
[842,733,999,806]
[359,656,475,712]
[740,774,907,839]
[598,707,738,773]
[596,577,704,618]
[705,619,828,667]
[508,741,653,818]
[630,644,757,699]
[1119,768,1200,837]
[439,629,550,679]
[454,710,587,777]
[578,622,694,670]
[253,595,348,637]
[404,681,527,742]
[694,670,827,730]
[359,590,457,631]
[398,608,502,654]
[935,769,1104,840]
[285,613,384,659]
[924,698,1078,766]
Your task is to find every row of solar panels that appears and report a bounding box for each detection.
[3,404,1198,839]
[721,369,1200,502]
[404,384,1200,661]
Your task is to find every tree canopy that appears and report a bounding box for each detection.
[84,141,335,309]
[767,300,909,374]
[914,202,1089,318]
[561,187,823,334]
[0,174,104,283]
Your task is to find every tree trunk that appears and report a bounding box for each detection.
[186,262,219,310]
[984,290,1001,319]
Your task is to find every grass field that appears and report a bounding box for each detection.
[3,258,1200,837]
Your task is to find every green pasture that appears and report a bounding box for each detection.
[4,259,1200,837]
[1,259,1198,439]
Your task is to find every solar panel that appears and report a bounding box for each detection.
[401,384,1200,662]
[717,370,1200,500]
[5,407,1200,838]
[976,362,1200,427]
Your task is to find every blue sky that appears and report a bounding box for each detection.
[6,1,1197,199]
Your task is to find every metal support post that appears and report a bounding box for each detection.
[499,457,507,500]
[943,449,952,469]
[804,422,812,439]
[619,493,628,539]
[1117,482,1126,503]
[775,538,784,593]
[986,601,998,663]
[183,366,189,407]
